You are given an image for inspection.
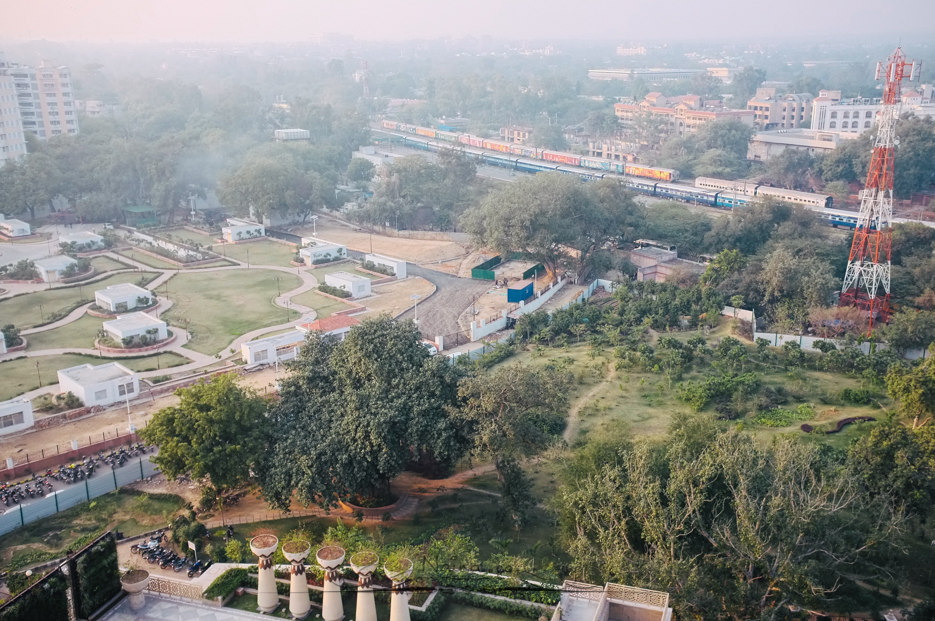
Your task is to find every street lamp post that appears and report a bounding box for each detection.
[311,215,318,236]
[411,295,421,324]
[35,361,41,388]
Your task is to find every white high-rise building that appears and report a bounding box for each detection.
[811,90,881,135]
[5,56,79,140]
[0,53,27,162]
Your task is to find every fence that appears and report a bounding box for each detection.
[448,333,516,363]
[754,331,928,360]
[0,458,160,537]
[2,428,142,479]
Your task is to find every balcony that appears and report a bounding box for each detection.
[555,581,672,621]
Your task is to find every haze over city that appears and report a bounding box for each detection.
[2,0,934,42]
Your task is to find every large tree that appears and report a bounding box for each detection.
[139,374,269,490]
[461,174,642,278]
[258,316,468,508]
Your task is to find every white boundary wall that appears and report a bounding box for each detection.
[365,253,407,279]
[754,331,928,360]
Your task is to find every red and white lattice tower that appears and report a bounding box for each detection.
[839,48,920,333]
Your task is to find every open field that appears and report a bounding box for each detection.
[161,269,302,355]
[161,228,218,246]
[217,239,297,266]
[288,289,355,318]
[294,218,468,264]
[0,352,190,401]
[0,272,158,330]
[0,489,183,572]
[358,278,435,318]
[113,249,233,270]
[25,313,108,350]
[308,262,382,282]
[88,255,132,273]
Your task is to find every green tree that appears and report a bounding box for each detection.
[885,350,935,426]
[346,158,376,190]
[883,311,935,353]
[893,115,935,198]
[258,316,468,508]
[583,109,620,139]
[139,374,268,490]
[498,457,536,530]
[848,423,935,514]
[730,66,767,102]
[529,120,568,150]
[700,249,747,287]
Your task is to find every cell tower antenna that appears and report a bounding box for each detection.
[839,46,919,335]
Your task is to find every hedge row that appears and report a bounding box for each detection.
[450,591,547,619]
[204,568,248,600]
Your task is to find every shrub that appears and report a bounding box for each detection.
[412,592,447,621]
[753,405,815,428]
[203,568,247,599]
[317,284,352,298]
[225,539,245,563]
[840,388,872,405]
[360,260,394,276]
[0,259,39,280]
[449,591,549,618]
[2,324,22,348]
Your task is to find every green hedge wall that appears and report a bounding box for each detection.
[0,571,70,621]
[76,536,121,618]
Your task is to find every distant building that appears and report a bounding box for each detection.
[33,255,76,283]
[5,57,78,139]
[811,90,880,134]
[615,92,754,138]
[273,128,310,141]
[630,244,704,283]
[0,53,27,162]
[588,68,706,82]
[0,217,31,237]
[707,67,740,83]
[747,129,848,162]
[59,230,104,250]
[616,46,646,56]
[324,271,371,298]
[74,100,121,117]
[241,329,305,365]
[0,398,33,436]
[298,314,361,341]
[102,312,168,343]
[746,88,813,130]
[499,126,533,144]
[57,362,139,408]
[223,218,265,243]
[299,237,347,265]
[95,283,153,313]
[587,139,639,162]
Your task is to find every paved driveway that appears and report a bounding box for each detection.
[396,264,491,342]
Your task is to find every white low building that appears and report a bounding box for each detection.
[0,338,6,354]
[95,283,153,313]
[0,218,31,237]
[364,253,407,278]
[222,218,265,243]
[34,255,77,283]
[103,312,168,343]
[241,329,306,365]
[299,237,347,265]
[59,231,104,250]
[0,398,33,436]
[325,271,371,298]
[298,315,361,341]
[58,362,139,407]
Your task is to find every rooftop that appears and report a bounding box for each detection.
[326,271,368,283]
[97,283,151,298]
[33,255,77,270]
[299,314,361,334]
[0,218,29,227]
[58,362,135,385]
[102,592,264,621]
[60,231,103,244]
[103,312,165,332]
[246,329,306,348]
[632,246,677,260]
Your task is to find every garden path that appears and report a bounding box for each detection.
[562,358,616,444]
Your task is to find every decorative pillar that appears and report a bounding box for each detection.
[284,540,311,620]
[350,551,379,621]
[385,558,413,621]
[316,545,346,621]
[250,535,280,613]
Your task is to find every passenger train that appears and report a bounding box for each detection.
[374,124,935,231]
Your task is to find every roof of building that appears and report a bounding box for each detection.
[245,329,306,349]
[59,362,135,384]
[632,246,677,261]
[60,231,103,244]
[96,283,151,299]
[122,205,156,213]
[34,255,77,270]
[326,271,368,282]
[0,218,29,227]
[103,312,165,332]
[299,314,361,334]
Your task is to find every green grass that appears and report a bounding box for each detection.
[25,314,108,350]
[113,249,233,270]
[289,289,355,318]
[160,269,302,355]
[217,240,297,267]
[0,352,190,401]
[0,272,158,330]
[89,255,132,273]
[225,593,292,618]
[161,228,219,246]
[440,603,528,621]
[308,262,381,283]
[0,489,184,571]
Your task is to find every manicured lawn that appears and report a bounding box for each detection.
[161,228,219,246]
[26,314,107,350]
[289,289,355,318]
[0,352,190,401]
[0,489,184,571]
[440,604,528,621]
[89,255,132,273]
[308,262,382,283]
[226,594,292,618]
[113,249,233,270]
[217,240,298,267]
[0,272,158,329]
[160,269,302,355]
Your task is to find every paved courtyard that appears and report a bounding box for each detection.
[102,593,264,621]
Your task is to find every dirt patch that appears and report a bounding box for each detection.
[293,218,468,264]
[358,278,435,318]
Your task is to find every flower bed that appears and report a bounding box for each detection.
[94,331,176,355]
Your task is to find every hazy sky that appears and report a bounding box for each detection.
[2,0,933,43]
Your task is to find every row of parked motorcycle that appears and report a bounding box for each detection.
[130,532,213,578]
[0,476,54,506]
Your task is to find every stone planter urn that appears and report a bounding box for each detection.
[316,545,346,621]
[385,558,413,621]
[283,540,312,620]
[250,534,280,613]
[121,569,150,612]
[350,551,379,621]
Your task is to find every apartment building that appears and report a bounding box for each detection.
[499,126,533,144]
[811,90,880,135]
[746,88,812,130]
[0,53,27,162]
[7,58,79,140]
[614,92,754,138]
[587,138,640,162]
